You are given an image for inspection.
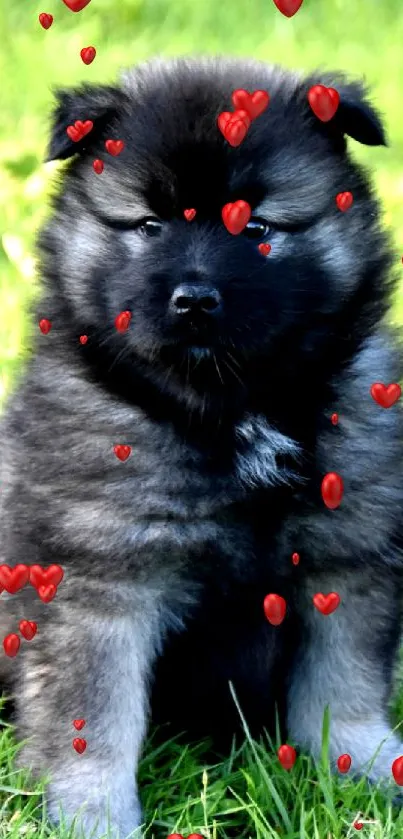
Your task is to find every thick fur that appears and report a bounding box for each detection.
[1,55,403,838]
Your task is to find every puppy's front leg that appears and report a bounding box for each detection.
[16,583,166,839]
[287,570,403,785]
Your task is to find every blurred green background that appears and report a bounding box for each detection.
[1,0,403,408]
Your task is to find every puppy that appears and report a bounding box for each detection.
[0,55,403,839]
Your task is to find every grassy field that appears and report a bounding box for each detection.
[1,0,403,837]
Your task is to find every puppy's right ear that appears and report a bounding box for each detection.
[46,83,128,162]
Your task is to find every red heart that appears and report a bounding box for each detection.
[308,85,340,122]
[38,584,57,603]
[19,620,38,641]
[291,552,300,566]
[39,13,53,29]
[321,471,343,509]
[72,737,87,754]
[263,593,287,626]
[217,109,250,135]
[222,200,251,235]
[61,0,92,10]
[336,191,353,212]
[79,335,88,344]
[392,755,403,785]
[370,382,401,409]
[3,633,20,658]
[272,0,304,16]
[258,243,271,256]
[337,753,352,773]
[184,209,197,221]
[105,139,125,156]
[353,823,363,831]
[93,159,104,175]
[217,110,251,147]
[231,89,270,120]
[39,318,52,334]
[30,565,64,590]
[0,565,30,594]
[313,592,341,615]
[75,120,93,138]
[277,744,297,770]
[80,46,96,65]
[66,125,83,143]
[73,718,86,730]
[114,445,132,462]
[114,311,131,332]
[331,412,339,425]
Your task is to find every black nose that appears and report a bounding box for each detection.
[171,284,222,315]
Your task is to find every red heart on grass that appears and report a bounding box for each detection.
[337,753,352,773]
[277,744,297,770]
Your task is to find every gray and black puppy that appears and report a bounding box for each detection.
[1,55,403,838]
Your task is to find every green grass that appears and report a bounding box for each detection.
[1,0,403,836]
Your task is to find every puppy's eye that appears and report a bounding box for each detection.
[243,217,271,240]
[137,218,163,237]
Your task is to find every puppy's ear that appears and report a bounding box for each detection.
[306,74,387,147]
[46,84,128,162]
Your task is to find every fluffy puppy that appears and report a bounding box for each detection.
[0,55,403,839]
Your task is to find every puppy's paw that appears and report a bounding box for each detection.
[234,413,301,489]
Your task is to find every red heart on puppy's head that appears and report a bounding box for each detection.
[218,110,251,147]
[184,209,196,222]
[263,593,287,626]
[313,592,341,615]
[222,200,251,235]
[370,382,401,409]
[0,564,30,594]
[19,620,38,641]
[231,89,270,120]
[30,565,64,590]
[308,85,340,122]
[105,139,125,156]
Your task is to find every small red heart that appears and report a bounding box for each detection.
[114,445,132,462]
[392,755,403,785]
[93,159,104,174]
[73,737,87,754]
[39,12,53,29]
[105,139,125,156]
[217,109,250,134]
[258,243,271,256]
[217,110,251,147]
[73,718,86,730]
[75,120,93,138]
[66,125,83,143]
[321,471,343,509]
[291,552,300,566]
[272,0,304,16]
[337,753,352,773]
[277,744,297,770]
[0,565,30,594]
[184,209,196,221]
[336,191,353,212]
[313,592,341,615]
[79,335,88,344]
[30,565,64,590]
[231,89,270,120]
[263,593,287,626]
[331,412,339,425]
[114,311,131,332]
[353,823,363,831]
[61,0,92,10]
[3,633,20,658]
[308,85,340,122]
[38,584,57,603]
[222,200,251,235]
[80,46,96,65]
[370,382,401,409]
[19,620,38,641]
[39,318,52,335]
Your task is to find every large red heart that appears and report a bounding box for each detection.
[370,382,401,409]
[222,200,251,235]
[61,0,92,11]
[272,0,304,16]
[313,592,341,615]
[263,593,287,626]
[277,744,297,769]
[308,85,340,122]
[321,471,343,509]
[231,89,270,120]
[30,565,64,590]
[0,564,30,594]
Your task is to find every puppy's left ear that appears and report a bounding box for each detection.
[307,74,387,147]
[46,83,129,162]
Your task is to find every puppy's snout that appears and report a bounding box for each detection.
[171,284,222,316]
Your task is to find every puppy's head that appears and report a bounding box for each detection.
[41,56,393,395]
